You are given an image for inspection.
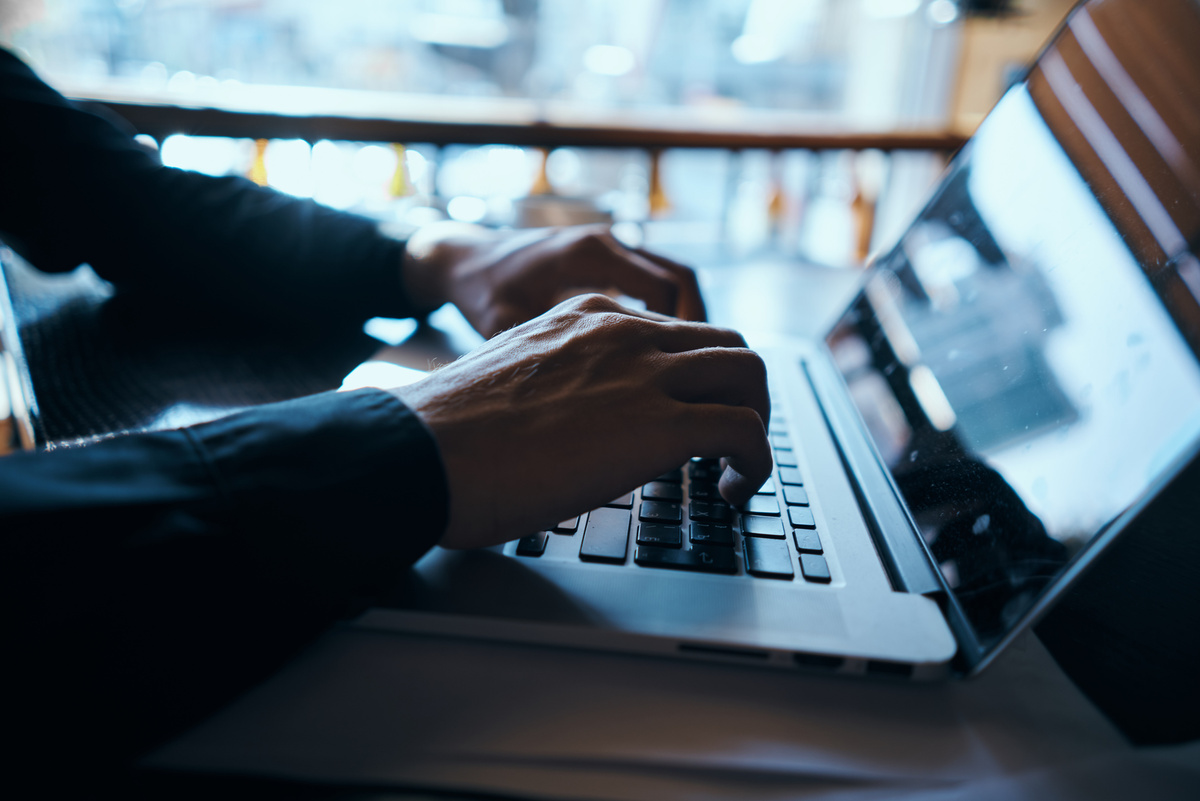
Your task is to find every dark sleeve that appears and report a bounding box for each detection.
[2,388,448,781]
[0,48,419,326]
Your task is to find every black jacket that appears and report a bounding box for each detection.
[0,48,449,777]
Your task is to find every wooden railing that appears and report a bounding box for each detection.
[87,97,967,153]
[73,88,968,263]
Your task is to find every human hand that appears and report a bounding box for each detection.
[401,221,706,338]
[389,294,770,550]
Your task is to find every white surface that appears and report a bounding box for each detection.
[147,627,1146,799]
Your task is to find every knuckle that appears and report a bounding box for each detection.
[716,326,749,347]
[573,229,611,252]
[573,292,617,312]
[740,349,767,380]
[733,405,767,433]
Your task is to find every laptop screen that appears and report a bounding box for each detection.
[825,0,1200,654]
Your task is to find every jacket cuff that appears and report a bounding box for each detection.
[183,388,448,595]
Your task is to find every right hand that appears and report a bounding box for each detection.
[389,294,772,550]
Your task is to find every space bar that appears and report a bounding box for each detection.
[635,544,736,574]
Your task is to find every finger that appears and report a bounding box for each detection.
[676,404,773,506]
[650,320,748,354]
[633,248,707,322]
[563,294,741,350]
[570,234,682,317]
[660,347,770,432]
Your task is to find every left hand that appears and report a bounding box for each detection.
[401,222,706,338]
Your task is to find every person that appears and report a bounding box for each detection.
[0,47,772,782]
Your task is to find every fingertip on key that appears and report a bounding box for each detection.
[717,465,761,507]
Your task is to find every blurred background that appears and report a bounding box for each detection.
[1,0,1075,271]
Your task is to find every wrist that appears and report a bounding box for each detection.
[401,221,495,316]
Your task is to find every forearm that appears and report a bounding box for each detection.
[2,388,447,595]
[2,388,448,773]
[0,49,418,326]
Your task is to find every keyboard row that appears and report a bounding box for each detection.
[515,418,832,584]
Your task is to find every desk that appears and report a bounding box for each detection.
[3,248,1198,798]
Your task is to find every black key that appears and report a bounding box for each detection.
[778,467,804,486]
[639,500,683,524]
[687,481,719,500]
[800,553,832,583]
[516,531,549,556]
[688,460,721,483]
[793,528,823,553]
[689,500,731,524]
[770,434,793,450]
[775,450,799,468]
[605,493,634,509]
[642,481,683,502]
[637,523,683,548]
[580,507,631,563]
[553,516,579,533]
[635,544,736,574]
[789,507,817,529]
[744,537,794,579]
[742,515,785,539]
[783,486,810,507]
[754,477,777,495]
[655,467,684,483]
[690,522,734,546]
[742,495,780,516]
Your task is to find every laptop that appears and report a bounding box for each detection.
[357,0,1200,680]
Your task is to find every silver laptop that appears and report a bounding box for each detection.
[360,0,1200,680]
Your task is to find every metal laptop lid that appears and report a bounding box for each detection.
[821,0,1200,673]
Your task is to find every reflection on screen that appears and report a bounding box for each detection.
[827,81,1200,650]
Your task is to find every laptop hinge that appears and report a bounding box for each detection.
[802,357,944,596]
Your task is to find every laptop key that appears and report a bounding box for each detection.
[516,531,549,556]
[788,507,817,529]
[688,460,722,483]
[642,481,683,502]
[635,544,736,574]
[744,537,794,579]
[742,515,785,539]
[770,434,793,450]
[689,500,731,524]
[580,507,631,563]
[605,492,634,509]
[690,522,734,547]
[637,523,683,548]
[778,467,804,486]
[800,553,832,583]
[754,477,777,495]
[553,516,580,533]
[783,486,810,507]
[775,450,799,468]
[640,500,683,524]
[742,495,780,516]
[687,481,719,500]
[793,528,823,553]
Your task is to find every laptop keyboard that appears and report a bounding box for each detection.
[515,412,833,584]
